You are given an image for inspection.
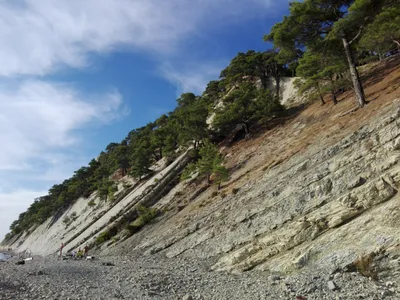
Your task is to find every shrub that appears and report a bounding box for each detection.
[88,200,96,207]
[122,183,132,189]
[232,188,240,195]
[70,212,77,220]
[62,216,70,226]
[352,253,378,280]
[180,163,197,181]
[95,231,111,245]
[95,226,118,246]
[127,205,158,232]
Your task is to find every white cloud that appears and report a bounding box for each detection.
[160,61,225,95]
[0,80,124,171]
[0,189,47,240]
[0,0,274,77]
[0,80,125,239]
[0,0,284,239]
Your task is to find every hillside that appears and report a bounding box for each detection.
[104,55,400,274]
[2,1,400,298]
[2,54,400,300]
[3,54,399,258]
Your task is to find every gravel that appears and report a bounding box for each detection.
[1,252,399,299]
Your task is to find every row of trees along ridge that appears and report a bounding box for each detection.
[3,0,399,243]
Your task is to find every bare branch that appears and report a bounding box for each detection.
[392,37,400,47]
[348,27,363,45]
[349,17,370,45]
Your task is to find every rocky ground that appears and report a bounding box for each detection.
[1,250,400,300]
[2,58,400,300]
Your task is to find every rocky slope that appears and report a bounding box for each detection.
[3,56,400,294]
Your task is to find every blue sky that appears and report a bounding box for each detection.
[0,0,290,239]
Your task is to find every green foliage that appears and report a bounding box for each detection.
[213,165,229,187]
[213,82,283,134]
[180,162,197,181]
[95,230,112,245]
[295,47,349,104]
[62,216,70,226]
[358,6,400,58]
[97,180,117,201]
[95,227,119,245]
[181,141,229,186]
[87,200,96,207]
[266,0,393,108]
[213,83,257,135]
[174,93,209,148]
[252,88,284,124]
[7,0,395,242]
[220,50,288,93]
[130,145,153,180]
[127,205,158,231]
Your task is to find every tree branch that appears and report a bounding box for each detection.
[392,37,400,47]
[349,17,370,45]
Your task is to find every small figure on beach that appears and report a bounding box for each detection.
[60,242,64,257]
[77,248,83,258]
[83,245,89,257]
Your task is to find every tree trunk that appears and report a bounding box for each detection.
[330,90,338,105]
[260,76,268,90]
[342,37,366,108]
[275,75,281,100]
[243,123,249,135]
[328,75,338,105]
[316,83,325,105]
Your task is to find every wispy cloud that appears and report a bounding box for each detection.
[0,0,285,239]
[0,80,125,238]
[0,0,275,77]
[0,189,48,239]
[160,61,225,95]
[0,80,124,171]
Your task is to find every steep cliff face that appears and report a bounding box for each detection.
[6,151,191,256]
[5,57,400,276]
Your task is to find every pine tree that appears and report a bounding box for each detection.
[265,0,392,108]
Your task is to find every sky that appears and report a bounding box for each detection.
[0,0,290,240]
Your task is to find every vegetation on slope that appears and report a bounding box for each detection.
[4,0,399,243]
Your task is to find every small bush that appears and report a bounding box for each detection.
[180,163,197,181]
[352,253,378,280]
[232,188,240,195]
[88,200,96,207]
[95,227,118,246]
[127,205,158,232]
[122,183,132,189]
[95,231,111,245]
[62,216,70,226]
[70,212,77,220]
[174,191,183,197]
[211,191,218,198]
[108,184,118,201]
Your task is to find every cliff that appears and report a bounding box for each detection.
[3,56,400,278]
